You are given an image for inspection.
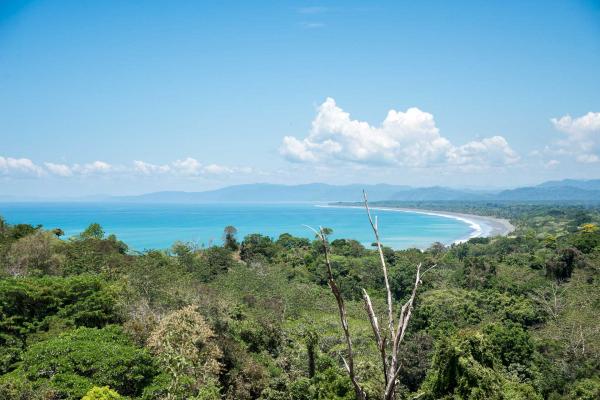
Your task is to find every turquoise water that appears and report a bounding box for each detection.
[0,203,473,250]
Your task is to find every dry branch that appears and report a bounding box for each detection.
[309,192,434,400]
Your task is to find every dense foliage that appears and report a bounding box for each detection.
[0,202,599,399]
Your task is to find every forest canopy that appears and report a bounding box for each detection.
[0,202,599,399]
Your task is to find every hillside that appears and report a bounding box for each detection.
[1,203,599,399]
[112,183,409,203]
[106,179,600,203]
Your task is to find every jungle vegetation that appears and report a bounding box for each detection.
[0,201,598,399]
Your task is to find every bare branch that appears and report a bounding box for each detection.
[363,288,389,387]
[363,191,396,362]
[383,362,406,400]
[310,192,430,400]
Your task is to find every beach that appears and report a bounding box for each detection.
[377,207,515,244]
[322,205,515,244]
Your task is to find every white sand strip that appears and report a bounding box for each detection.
[318,204,514,244]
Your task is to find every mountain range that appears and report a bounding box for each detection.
[103,179,600,203]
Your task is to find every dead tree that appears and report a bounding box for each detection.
[309,191,434,400]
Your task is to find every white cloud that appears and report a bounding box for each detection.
[203,163,233,175]
[44,162,73,177]
[1,156,251,179]
[576,154,600,163]
[551,112,600,163]
[73,160,113,174]
[133,160,171,174]
[172,157,202,175]
[135,158,251,177]
[280,98,519,169]
[447,136,519,167]
[551,112,600,138]
[0,156,44,177]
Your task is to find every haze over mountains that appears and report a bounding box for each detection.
[3,179,600,203]
[108,179,600,203]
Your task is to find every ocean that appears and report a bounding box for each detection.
[0,202,474,250]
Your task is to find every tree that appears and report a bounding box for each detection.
[5,231,59,276]
[579,223,599,234]
[420,330,503,400]
[60,231,128,275]
[16,326,155,399]
[9,224,40,240]
[223,226,239,251]
[52,228,65,238]
[309,192,434,400]
[420,326,542,400]
[0,216,7,236]
[303,327,319,378]
[571,224,600,253]
[80,223,104,240]
[546,247,581,281]
[331,239,365,257]
[0,275,120,375]
[276,233,310,250]
[568,378,600,400]
[147,305,223,399]
[200,246,236,282]
[240,234,277,262]
[457,256,497,289]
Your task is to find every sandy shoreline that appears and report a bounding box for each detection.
[320,205,515,245]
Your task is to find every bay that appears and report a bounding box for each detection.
[0,202,474,250]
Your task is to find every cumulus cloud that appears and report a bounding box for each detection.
[172,157,203,175]
[133,160,171,174]
[44,162,73,177]
[447,136,519,167]
[42,160,112,176]
[203,163,233,175]
[280,98,519,169]
[0,156,44,177]
[551,112,600,163]
[72,161,113,174]
[134,158,251,177]
[1,156,249,179]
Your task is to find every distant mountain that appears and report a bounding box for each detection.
[5,179,600,203]
[536,179,600,191]
[112,183,410,203]
[496,185,600,201]
[389,186,490,201]
[108,180,600,203]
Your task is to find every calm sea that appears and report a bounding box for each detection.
[0,203,473,250]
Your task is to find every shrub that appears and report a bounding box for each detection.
[568,377,600,400]
[0,275,119,373]
[5,231,60,276]
[147,305,222,398]
[420,329,540,400]
[16,326,156,399]
[81,386,123,400]
[240,234,277,262]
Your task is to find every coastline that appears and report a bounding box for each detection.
[319,205,515,245]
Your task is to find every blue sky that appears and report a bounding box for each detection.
[1,0,599,196]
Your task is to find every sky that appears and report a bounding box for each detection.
[1,0,600,197]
